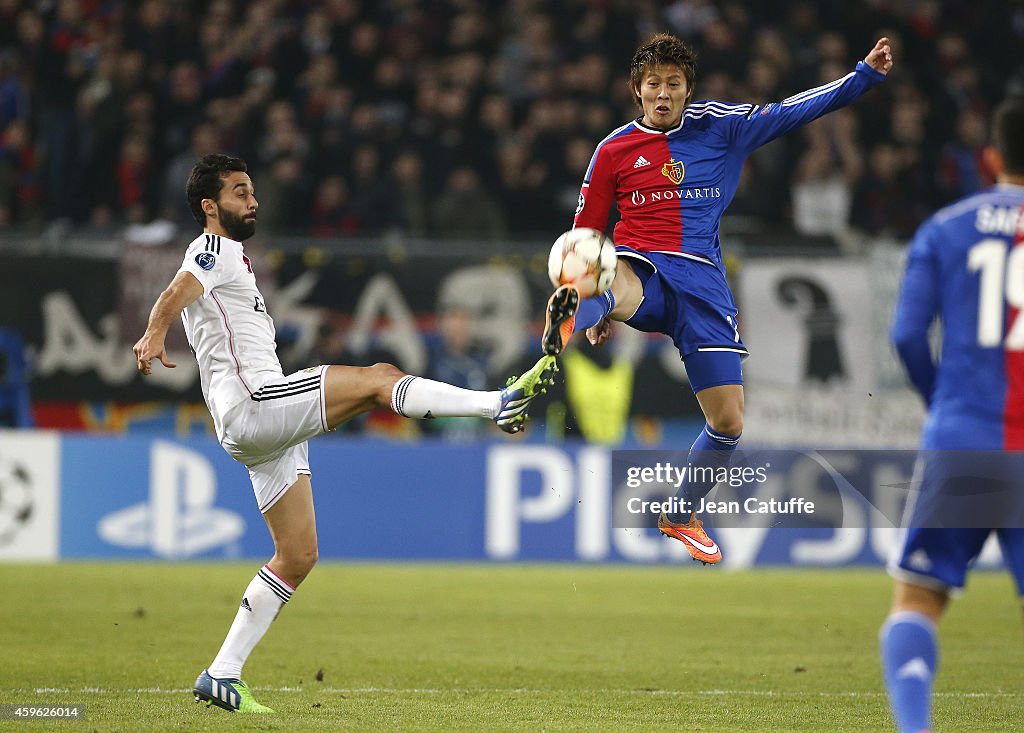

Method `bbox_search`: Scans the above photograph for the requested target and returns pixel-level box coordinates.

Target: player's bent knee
[275,546,318,584]
[709,413,743,437]
[276,538,318,571]
[367,362,406,405]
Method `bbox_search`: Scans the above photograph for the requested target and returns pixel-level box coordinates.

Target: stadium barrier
[0,430,1007,568]
[5,243,925,445]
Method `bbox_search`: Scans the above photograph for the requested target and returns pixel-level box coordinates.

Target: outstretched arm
[729,37,893,154]
[133,271,204,375]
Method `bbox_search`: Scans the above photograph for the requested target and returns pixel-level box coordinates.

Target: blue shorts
[890,452,1024,595]
[619,250,746,393]
[890,527,1024,595]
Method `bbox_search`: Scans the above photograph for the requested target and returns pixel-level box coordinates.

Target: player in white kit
[132,154,555,713]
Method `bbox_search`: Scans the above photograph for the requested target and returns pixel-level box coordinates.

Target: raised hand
[864,37,894,75]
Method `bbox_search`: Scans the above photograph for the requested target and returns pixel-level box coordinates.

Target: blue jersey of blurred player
[882,97,1024,733]
[540,33,892,563]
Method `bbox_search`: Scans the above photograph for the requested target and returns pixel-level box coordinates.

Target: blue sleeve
[890,222,940,405]
[728,62,885,154]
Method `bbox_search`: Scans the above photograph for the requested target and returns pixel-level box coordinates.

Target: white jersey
[177,233,283,437]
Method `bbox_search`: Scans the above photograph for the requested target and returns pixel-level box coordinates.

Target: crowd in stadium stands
[0,0,1022,243]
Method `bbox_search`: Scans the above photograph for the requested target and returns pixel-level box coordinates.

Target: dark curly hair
[185,154,248,226]
[629,33,698,110]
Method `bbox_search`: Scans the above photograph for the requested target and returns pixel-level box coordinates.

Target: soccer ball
[547,228,617,298]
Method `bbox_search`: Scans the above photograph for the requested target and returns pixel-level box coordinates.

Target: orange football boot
[542,284,580,356]
[658,511,722,565]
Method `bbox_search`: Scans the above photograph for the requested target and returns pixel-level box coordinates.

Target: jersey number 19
[968,239,1024,349]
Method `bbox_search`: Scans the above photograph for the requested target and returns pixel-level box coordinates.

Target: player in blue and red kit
[881,97,1024,733]
[540,33,893,563]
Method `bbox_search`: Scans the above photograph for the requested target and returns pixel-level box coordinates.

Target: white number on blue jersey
[968,239,1024,349]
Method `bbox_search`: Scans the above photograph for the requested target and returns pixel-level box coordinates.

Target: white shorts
[220,366,329,512]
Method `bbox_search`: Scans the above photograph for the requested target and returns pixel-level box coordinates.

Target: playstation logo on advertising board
[98,440,244,558]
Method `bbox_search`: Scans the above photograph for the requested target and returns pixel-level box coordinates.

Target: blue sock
[573,290,615,333]
[666,424,740,522]
[880,611,937,733]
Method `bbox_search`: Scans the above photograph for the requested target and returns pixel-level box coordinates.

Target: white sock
[390,375,501,419]
[207,565,294,680]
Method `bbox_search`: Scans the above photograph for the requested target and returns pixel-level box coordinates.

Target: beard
[217,205,256,241]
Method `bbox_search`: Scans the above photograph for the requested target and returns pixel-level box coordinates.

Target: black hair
[993,97,1024,175]
[185,154,248,226]
[629,33,698,109]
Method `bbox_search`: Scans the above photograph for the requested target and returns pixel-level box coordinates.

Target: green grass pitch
[0,563,1020,732]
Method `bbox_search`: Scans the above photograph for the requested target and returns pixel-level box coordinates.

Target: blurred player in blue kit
[540,33,892,563]
[882,97,1024,733]
[133,154,555,713]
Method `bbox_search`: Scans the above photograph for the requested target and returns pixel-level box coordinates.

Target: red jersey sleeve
[573,142,615,232]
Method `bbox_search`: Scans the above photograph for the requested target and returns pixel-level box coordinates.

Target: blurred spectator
[730,136,791,231]
[0,0,21,49]
[554,137,596,225]
[472,94,515,170]
[791,112,862,238]
[130,0,176,71]
[432,166,507,241]
[117,133,155,223]
[0,50,28,130]
[430,305,487,387]
[852,143,920,239]
[255,154,309,235]
[371,55,414,134]
[751,28,792,82]
[31,0,88,223]
[665,0,718,40]
[312,83,355,175]
[311,175,359,237]
[0,118,39,225]
[496,139,549,235]
[745,56,783,102]
[308,321,347,368]
[258,100,309,169]
[697,19,746,81]
[496,12,558,102]
[295,53,340,128]
[937,108,994,204]
[159,62,206,157]
[162,122,221,226]
[424,305,490,439]
[388,150,429,237]
[0,0,1019,243]
[348,144,391,233]
[204,97,250,163]
[786,0,825,74]
[341,23,381,90]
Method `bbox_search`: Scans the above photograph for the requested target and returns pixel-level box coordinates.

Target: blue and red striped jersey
[574,61,886,268]
[892,187,1024,449]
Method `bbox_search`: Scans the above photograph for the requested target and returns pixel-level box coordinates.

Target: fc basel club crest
[661,158,685,185]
